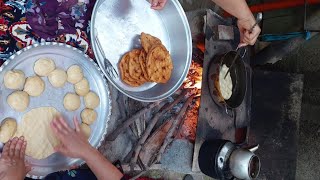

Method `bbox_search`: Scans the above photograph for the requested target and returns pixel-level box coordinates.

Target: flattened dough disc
[15,107,60,159]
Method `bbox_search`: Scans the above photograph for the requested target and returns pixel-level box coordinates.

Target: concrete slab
[160,139,194,174]
[257,34,320,180]
[250,71,304,180]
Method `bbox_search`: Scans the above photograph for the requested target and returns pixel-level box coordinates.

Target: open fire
[183,61,203,94]
[106,54,205,176]
[178,60,203,142]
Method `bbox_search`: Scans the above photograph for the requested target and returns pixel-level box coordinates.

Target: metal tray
[0,42,111,179]
[91,0,192,102]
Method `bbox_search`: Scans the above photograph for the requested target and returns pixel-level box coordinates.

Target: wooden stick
[149,95,195,166]
[129,89,189,170]
[124,148,134,163]
[176,96,199,137]
[130,95,195,180]
[106,101,161,141]
[175,109,189,139]
[139,116,175,166]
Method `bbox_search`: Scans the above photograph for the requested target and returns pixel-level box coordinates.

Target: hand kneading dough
[84,91,100,109]
[74,78,90,96]
[24,76,45,97]
[81,109,97,125]
[0,118,17,143]
[34,58,56,76]
[4,70,26,90]
[67,65,83,84]
[7,91,29,112]
[63,93,81,111]
[14,107,60,159]
[80,123,91,139]
[48,69,67,88]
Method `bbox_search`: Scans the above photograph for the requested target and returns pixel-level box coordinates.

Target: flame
[176,60,203,142]
[177,95,201,142]
[194,80,202,90]
[183,61,203,96]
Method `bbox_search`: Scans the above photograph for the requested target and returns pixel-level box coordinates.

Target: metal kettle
[198,139,260,180]
[229,145,260,180]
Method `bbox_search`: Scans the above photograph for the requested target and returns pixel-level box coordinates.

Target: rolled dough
[219,64,233,100]
[15,107,60,159]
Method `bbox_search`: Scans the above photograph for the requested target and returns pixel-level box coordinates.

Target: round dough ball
[4,70,26,90]
[34,58,56,76]
[0,118,17,143]
[7,91,29,112]
[48,69,67,88]
[74,78,90,96]
[84,91,100,109]
[63,93,81,111]
[80,123,91,139]
[67,65,84,84]
[24,76,45,97]
[81,109,97,125]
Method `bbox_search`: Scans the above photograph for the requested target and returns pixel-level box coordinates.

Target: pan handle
[239,48,247,59]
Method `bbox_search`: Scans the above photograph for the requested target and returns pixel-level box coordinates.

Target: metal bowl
[0,43,111,179]
[90,0,192,102]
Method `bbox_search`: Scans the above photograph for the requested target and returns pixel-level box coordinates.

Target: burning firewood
[149,95,195,165]
[139,117,174,165]
[107,59,203,177]
[176,97,201,142]
[106,101,163,141]
[129,89,189,171]
[129,95,195,180]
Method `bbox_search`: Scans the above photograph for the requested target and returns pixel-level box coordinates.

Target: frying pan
[208,50,247,115]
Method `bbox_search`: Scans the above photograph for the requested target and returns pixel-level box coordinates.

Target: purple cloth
[26,0,95,39]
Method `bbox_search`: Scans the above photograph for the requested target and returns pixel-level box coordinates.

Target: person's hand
[0,137,31,180]
[50,116,92,159]
[237,16,261,47]
[149,0,167,10]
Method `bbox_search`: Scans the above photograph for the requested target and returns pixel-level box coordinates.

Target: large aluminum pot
[90,0,192,102]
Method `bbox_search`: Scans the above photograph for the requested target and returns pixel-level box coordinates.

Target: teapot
[198,139,260,180]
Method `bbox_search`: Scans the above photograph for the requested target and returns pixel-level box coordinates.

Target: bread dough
[81,109,97,125]
[80,123,91,139]
[74,78,90,96]
[0,118,17,143]
[67,65,83,84]
[24,76,45,97]
[219,65,233,100]
[4,70,26,90]
[7,91,29,112]
[63,93,81,111]
[34,58,56,76]
[84,91,100,109]
[14,107,60,159]
[48,69,67,88]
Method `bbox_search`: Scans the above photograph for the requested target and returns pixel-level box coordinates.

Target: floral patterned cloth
[1,1,159,179]
[1,0,97,179]
[0,0,95,66]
